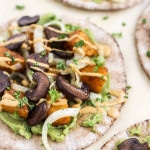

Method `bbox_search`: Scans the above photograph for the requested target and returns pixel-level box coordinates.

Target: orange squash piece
[64,30,98,57]
[47,101,71,126]
[80,65,108,93]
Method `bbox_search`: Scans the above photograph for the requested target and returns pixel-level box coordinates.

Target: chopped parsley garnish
[74,40,84,48]
[102,16,109,20]
[6,86,10,90]
[15,5,25,10]
[48,89,61,103]
[73,58,78,65]
[33,62,39,67]
[122,22,126,26]
[93,55,105,72]
[40,51,46,58]
[29,71,34,76]
[142,18,147,24]
[4,52,15,63]
[146,50,150,57]
[57,33,67,39]
[56,61,66,70]
[13,91,34,110]
[112,32,122,38]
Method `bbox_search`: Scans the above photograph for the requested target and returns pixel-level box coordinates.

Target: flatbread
[135,3,150,79]
[101,119,150,149]
[0,14,126,150]
[56,0,142,10]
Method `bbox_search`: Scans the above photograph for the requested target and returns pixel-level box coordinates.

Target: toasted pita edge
[101,119,150,150]
[0,15,126,150]
[56,0,142,10]
[135,3,150,79]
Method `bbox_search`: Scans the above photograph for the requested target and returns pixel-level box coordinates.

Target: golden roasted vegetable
[1,105,29,119]
[47,99,71,126]
[80,65,108,93]
[0,46,25,72]
[64,30,98,57]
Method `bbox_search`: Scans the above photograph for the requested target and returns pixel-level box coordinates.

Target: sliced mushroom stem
[25,72,50,101]
[56,75,90,100]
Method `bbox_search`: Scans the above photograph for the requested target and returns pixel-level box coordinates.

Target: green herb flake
[33,62,39,67]
[74,40,84,48]
[146,50,150,57]
[48,89,61,103]
[6,86,10,90]
[4,52,15,63]
[58,33,67,39]
[122,22,126,26]
[102,16,109,20]
[73,58,78,65]
[56,61,66,70]
[29,71,34,76]
[112,32,122,38]
[15,5,25,10]
[142,18,147,24]
[40,51,46,58]
[93,55,105,72]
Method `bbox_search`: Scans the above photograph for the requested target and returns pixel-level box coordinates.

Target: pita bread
[56,0,142,10]
[101,119,150,149]
[0,14,126,150]
[135,3,150,79]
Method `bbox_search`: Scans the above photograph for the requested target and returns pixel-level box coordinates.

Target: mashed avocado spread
[0,112,77,142]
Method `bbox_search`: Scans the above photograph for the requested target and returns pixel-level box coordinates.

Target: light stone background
[0,0,150,149]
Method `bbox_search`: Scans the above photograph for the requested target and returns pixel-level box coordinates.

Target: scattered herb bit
[15,5,25,10]
[106,92,112,99]
[142,18,147,24]
[13,91,21,99]
[115,139,125,150]
[33,62,39,67]
[123,95,128,99]
[57,33,67,39]
[65,24,80,33]
[126,85,131,90]
[4,52,15,63]
[56,61,66,70]
[112,32,122,38]
[146,50,150,57]
[48,89,61,103]
[30,71,34,76]
[13,111,19,119]
[74,40,84,48]
[73,58,78,65]
[92,0,103,3]
[93,55,105,72]
[122,22,126,26]
[40,51,46,58]
[6,86,10,90]
[102,16,109,20]
[142,135,150,144]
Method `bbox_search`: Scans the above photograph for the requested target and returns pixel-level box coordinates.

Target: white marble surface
[0,0,150,149]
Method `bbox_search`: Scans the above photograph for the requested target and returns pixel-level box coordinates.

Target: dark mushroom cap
[27,52,49,71]
[18,15,39,26]
[27,101,47,126]
[0,70,10,94]
[5,33,26,51]
[44,27,67,50]
[52,49,74,59]
[56,75,90,100]
[118,138,149,150]
[25,72,50,101]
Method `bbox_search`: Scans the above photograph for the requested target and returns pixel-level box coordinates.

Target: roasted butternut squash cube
[64,30,98,57]
[0,46,25,72]
[47,100,71,126]
[80,65,108,93]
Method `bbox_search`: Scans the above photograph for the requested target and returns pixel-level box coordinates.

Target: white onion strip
[11,83,30,93]
[42,108,80,150]
[44,20,66,32]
